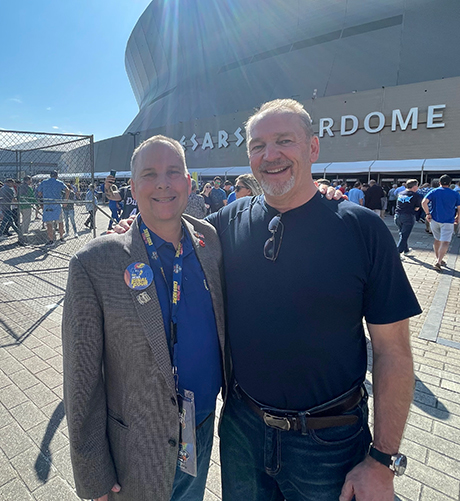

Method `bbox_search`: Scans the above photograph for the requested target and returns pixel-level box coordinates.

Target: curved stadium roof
[124,0,460,134]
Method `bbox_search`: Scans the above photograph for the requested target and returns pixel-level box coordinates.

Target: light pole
[127,131,140,150]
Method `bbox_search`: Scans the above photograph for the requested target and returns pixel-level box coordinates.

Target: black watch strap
[368,445,393,467]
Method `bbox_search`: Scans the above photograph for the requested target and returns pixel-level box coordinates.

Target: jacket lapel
[122,218,175,394]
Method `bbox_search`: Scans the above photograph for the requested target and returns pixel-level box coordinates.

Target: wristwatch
[368,445,407,476]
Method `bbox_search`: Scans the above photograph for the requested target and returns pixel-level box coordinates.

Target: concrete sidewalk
[0,215,459,500]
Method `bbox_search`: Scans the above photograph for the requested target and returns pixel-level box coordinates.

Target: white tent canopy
[30,158,460,181]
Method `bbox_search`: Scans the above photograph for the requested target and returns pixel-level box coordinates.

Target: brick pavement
[0,214,459,500]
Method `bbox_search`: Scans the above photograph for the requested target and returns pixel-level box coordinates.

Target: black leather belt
[238,386,364,431]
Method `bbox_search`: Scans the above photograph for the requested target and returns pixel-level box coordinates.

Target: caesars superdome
[96,0,460,176]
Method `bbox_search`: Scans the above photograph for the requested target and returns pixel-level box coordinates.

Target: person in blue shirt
[348,181,365,205]
[422,174,460,271]
[209,176,227,213]
[37,171,69,245]
[62,136,226,501]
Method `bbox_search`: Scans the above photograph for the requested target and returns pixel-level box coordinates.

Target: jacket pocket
[107,409,129,430]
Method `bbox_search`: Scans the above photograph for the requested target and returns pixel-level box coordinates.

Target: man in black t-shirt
[364,179,385,217]
[207,99,420,501]
[394,179,422,257]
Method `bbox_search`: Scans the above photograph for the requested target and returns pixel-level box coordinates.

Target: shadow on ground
[34,401,66,483]
[413,376,449,418]
[0,296,64,348]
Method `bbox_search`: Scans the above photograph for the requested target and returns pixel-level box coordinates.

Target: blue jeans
[64,209,77,234]
[170,411,215,501]
[220,386,371,501]
[394,213,415,253]
[0,209,24,242]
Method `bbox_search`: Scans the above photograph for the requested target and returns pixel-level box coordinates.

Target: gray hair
[245,98,314,149]
[130,135,187,180]
[235,174,263,196]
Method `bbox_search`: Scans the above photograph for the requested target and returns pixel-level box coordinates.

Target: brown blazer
[62,215,227,500]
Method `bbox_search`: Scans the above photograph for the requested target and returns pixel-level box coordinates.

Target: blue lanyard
[140,219,184,382]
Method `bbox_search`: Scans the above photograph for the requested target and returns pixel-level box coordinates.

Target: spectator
[223,180,233,197]
[422,174,460,271]
[0,179,25,246]
[104,176,138,219]
[17,176,37,235]
[394,182,406,197]
[387,184,398,215]
[234,174,262,199]
[63,183,78,238]
[364,179,385,218]
[37,171,69,246]
[348,181,365,205]
[184,179,207,218]
[394,179,421,258]
[209,176,227,213]
[84,184,98,230]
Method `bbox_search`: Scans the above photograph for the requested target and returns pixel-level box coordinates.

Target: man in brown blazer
[62,136,228,500]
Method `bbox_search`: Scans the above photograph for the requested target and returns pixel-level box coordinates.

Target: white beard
[259,174,295,197]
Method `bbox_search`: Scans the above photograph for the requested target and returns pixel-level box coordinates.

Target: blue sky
[0,0,151,142]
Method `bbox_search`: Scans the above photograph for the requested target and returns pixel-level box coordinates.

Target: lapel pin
[124,262,154,290]
[137,292,151,305]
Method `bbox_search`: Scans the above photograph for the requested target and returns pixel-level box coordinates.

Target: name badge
[177,389,197,477]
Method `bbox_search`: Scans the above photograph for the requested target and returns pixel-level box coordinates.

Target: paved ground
[0,212,459,500]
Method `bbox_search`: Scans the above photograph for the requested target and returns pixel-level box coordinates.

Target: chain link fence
[0,131,94,308]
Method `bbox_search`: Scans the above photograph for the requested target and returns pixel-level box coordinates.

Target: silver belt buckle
[263,413,291,431]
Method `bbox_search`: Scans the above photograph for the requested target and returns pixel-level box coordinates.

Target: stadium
[93,0,460,185]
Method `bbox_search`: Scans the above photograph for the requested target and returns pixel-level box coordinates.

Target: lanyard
[139,219,184,384]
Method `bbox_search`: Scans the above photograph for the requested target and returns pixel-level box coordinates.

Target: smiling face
[247,111,319,208]
[130,141,191,229]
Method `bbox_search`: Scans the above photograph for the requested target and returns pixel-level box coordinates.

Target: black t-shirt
[395,190,422,216]
[207,193,421,410]
[118,187,138,219]
[364,184,385,210]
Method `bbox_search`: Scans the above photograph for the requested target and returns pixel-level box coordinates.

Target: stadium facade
[94,0,460,182]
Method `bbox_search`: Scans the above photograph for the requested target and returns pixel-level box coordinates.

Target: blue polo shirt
[425,187,460,224]
[142,225,222,425]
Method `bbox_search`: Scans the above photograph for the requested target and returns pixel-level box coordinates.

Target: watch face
[393,454,407,476]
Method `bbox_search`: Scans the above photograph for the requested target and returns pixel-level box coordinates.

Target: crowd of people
[309,176,460,271]
[0,172,103,247]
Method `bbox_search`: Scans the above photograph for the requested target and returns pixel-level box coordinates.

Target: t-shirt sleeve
[205,211,219,230]
[425,190,434,202]
[362,215,422,324]
[456,193,460,207]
